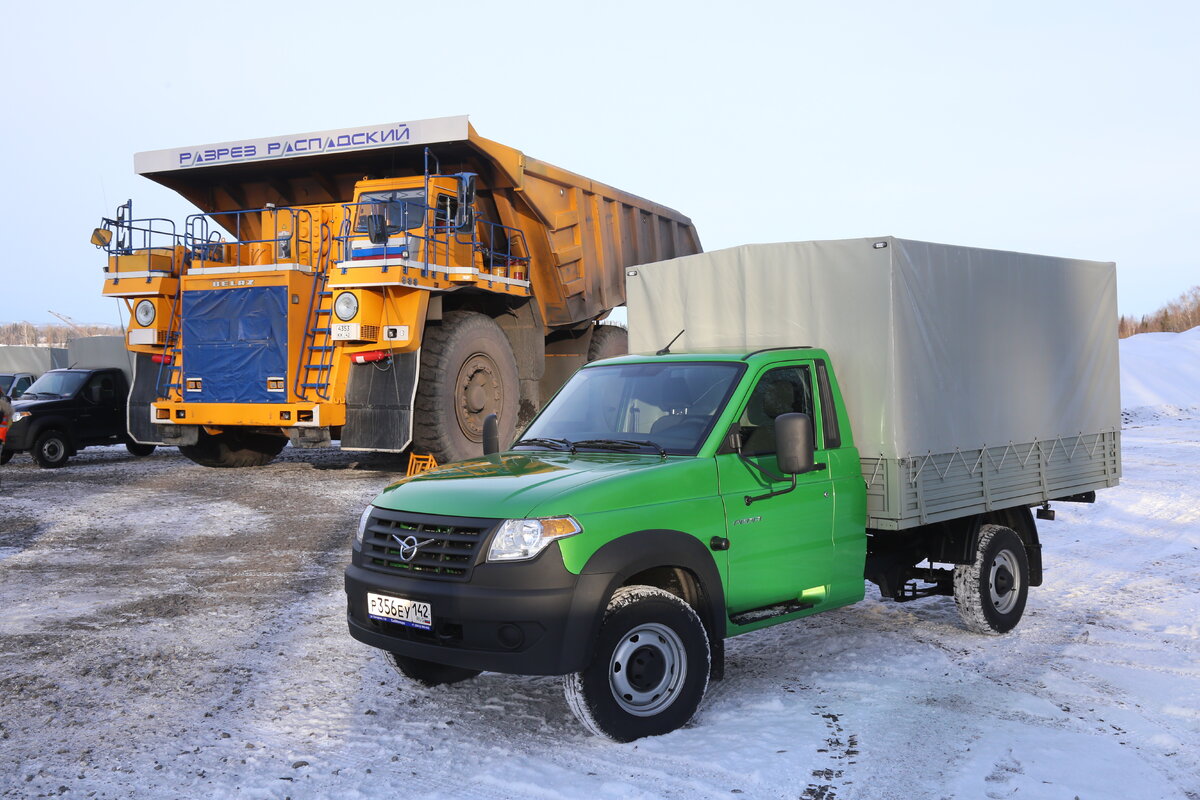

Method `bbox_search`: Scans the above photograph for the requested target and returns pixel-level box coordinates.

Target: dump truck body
[97,117,700,465]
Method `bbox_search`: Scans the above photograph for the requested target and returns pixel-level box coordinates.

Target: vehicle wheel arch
[25,417,78,454]
[959,507,1042,587]
[576,529,727,679]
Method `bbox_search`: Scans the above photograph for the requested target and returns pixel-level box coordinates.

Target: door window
[737,365,814,456]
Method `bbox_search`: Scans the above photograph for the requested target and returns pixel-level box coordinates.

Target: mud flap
[127,353,167,446]
[340,351,419,452]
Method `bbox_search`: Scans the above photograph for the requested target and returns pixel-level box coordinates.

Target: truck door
[77,371,125,444]
[716,363,836,615]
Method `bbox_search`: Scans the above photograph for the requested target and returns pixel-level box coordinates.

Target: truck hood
[11,396,74,413]
[372,452,709,520]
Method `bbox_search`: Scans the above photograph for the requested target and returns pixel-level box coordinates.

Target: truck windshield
[0,375,13,394]
[354,189,427,235]
[516,361,743,456]
[24,371,88,398]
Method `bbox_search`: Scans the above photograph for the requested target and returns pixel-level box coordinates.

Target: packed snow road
[0,415,1197,799]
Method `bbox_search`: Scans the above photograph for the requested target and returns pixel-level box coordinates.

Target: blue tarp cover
[182,286,288,403]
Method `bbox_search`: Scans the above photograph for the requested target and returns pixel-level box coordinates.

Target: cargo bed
[626,237,1122,529]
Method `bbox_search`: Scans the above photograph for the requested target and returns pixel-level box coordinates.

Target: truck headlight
[334,291,359,321]
[487,516,582,563]
[355,506,374,544]
[134,299,156,326]
[11,411,31,423]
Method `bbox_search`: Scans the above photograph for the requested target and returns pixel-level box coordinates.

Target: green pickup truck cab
[345,238,1121,741]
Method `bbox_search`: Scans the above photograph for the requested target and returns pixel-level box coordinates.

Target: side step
[729,599,815,627]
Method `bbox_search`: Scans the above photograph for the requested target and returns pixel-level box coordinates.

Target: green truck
[344,238,1121,741]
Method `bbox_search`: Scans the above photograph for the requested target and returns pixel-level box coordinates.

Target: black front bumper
[345,548,612,676]
[4,420,34,451]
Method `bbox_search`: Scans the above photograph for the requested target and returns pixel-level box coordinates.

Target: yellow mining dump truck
[95,117,700,467]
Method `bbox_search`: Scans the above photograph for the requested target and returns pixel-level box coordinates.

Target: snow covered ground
[0,330,1197,799]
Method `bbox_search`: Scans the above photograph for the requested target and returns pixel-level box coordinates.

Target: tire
[386,653,481,687]
[563,585,710,742]
[588,325,629,362]
[125,441,157,458]
[32,429,71,469]
[413,311,519,464]
[178,428,286,468]
[954,525,1030,634]
[0,448,12,465]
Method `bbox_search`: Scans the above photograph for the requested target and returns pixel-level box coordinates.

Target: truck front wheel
[386,653,481,687]
[178,429,286,468]
[414,312,519,464]
[125,441,156,458]
[563,585,710,742]
[32,429,71,468]
[953,525,1030,634]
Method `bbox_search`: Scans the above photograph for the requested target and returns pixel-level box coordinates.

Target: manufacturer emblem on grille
[390,534,435,562]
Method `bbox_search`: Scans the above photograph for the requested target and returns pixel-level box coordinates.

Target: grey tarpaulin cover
[626,237,1120,460]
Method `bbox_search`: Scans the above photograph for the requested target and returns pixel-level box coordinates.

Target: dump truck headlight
[334,292,359,321]
[487,516,582,562]
[134,300,156,327]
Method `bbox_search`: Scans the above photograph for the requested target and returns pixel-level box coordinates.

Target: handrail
[183,207,320,270]
[335,195,530,281]
[98,213,183,278]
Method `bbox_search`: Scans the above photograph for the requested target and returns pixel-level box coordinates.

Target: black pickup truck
[2,368,156,468]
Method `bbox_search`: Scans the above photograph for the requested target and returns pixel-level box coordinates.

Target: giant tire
[125,441,157,458]
[587,325,628,362]
[953,524,1030,634]
[32,429,71,469]
[563,585,710,742]
[178,428,287,468]
[413,311,519,464]
[386,653,481,687]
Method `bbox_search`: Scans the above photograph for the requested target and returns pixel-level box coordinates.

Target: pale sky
[1,0,1194,325]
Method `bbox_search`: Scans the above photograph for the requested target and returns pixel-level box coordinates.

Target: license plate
[331,323,361,341]
[367,592,432,630]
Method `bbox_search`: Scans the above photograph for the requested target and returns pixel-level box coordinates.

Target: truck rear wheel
[386,653,481,687]
[563,585,710,742]
[953,525,1029,634]
[413,312,518,464]
[178,429,286,468]
[32,429,71,468]
[588,325,628,362]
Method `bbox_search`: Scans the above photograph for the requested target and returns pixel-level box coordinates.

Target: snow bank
[1120,326,1200,417]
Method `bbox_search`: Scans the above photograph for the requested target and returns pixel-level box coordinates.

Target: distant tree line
[0,322,122,348]
[1119,285,1200,339]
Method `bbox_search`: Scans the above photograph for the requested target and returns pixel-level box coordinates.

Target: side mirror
[456,173,476,230]
[775,413,815,474]
[364,212,388,245]
[91,228,113,248]
[482,413,500,456]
